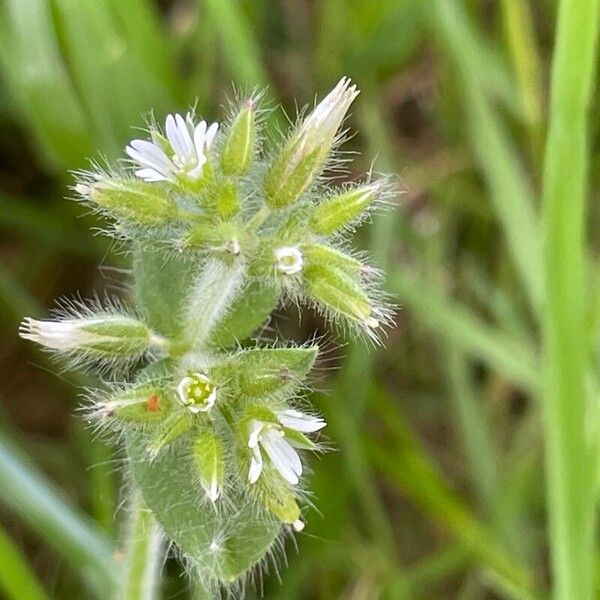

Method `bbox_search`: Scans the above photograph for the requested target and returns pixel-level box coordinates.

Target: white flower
[275,246,303,275]
[247,409,326,485]
[126,113,219,183]
[177,373,217,413]
[295,76,359,158]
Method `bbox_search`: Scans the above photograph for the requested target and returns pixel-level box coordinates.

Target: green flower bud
[264,77,359,209]
[147,413,193,459]
[100,381,173,424]
[192,431,225,502]
[221,99,257,176]
[309,183,379,235]
[302,243,363,276]
[183,221,242,256]
[19,314,159,360]
[304,264,379,329]
[80,178,178,226]
[213,179,241,218]
[217,346,318,397]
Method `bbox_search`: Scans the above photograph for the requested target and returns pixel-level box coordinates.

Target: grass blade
[541,1,600,598]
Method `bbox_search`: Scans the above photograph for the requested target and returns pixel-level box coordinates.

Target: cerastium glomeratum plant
[20,77,394,593]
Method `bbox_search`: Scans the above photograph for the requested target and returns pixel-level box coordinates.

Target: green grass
[0,0,599,598]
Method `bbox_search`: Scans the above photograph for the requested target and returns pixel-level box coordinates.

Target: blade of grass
[541,1,600,598]
[0,435,119,595]
[202,0,268,87]
[0,523,50,600]
[426,1,543,313]
[391,268,539,394]
[0,0,92,169]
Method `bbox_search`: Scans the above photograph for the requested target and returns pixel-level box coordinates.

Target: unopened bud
[193,431,225,502]
[304,264,377,329]
[147,414,192,459]
[309,183,379,235]
[302,243,362,276]
[84,178,178,226]
[183,221,242,255]
[19,314,154,359]
[99,382,173,424]
[221,99,257,176]
[264,77,359,209]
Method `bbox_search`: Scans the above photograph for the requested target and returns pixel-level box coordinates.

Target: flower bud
[309,183,379,235]
[218,346,318,398]
[193,431,225,502]
[82,178,178,226]
[264,77,359,209]
[221,99,257,176]
[302,243,363,276]
[304,264,379,330]
[147,414,193,459]
[213,179,241,218]
[182,221,242,255]
[98,381,173,424]
[19,314,155,360]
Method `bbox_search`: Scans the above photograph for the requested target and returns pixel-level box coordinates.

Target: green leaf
[127,433,281,583]
[209,282,280,347]
[133,246,196,338]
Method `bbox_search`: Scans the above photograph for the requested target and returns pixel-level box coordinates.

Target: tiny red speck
[146,394,161,412]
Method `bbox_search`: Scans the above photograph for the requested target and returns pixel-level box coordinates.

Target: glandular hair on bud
[87,178,178,226]
[302,243,363,276]
[304,264,375,327]
[221,100,256,176]
[19,314,153,358]
[309,184,379,235]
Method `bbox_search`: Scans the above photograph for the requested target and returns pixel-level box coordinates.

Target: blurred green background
[0,0,598,598]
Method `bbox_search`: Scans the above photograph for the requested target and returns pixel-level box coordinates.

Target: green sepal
[90,178,178,226]
[127,432,281,582]
[264,136,323,209]
[213,179,241,218]
[221,100,256,176]
[193,430,225,501]
[146,413,193,459]
[110,381,174,425]
[283,427,317,450]
[218,346,318,398]
[302,243,363,276]
[183,220,242,254]
[309,185,379,234]
[304,264,373,324]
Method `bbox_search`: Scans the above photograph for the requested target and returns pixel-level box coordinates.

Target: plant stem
[118,489,164,600]
[541,1,600,598]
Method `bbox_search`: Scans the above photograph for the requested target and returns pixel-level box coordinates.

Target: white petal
[205,122,219,148]
[248,446,263,483]
[247,420,264,448]
[175,113,195,158]
[277,409,326,433]
[134,168,169,182]
[126,140,173,176]
[177,376,193,405]
[262,429,301,484]
[165,114,190,160]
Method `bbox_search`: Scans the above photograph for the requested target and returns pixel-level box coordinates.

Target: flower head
[177,373,217,413]
[126,113,219,183]
[247,409,326,485]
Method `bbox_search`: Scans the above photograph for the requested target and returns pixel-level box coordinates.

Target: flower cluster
[20,77,393,587]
